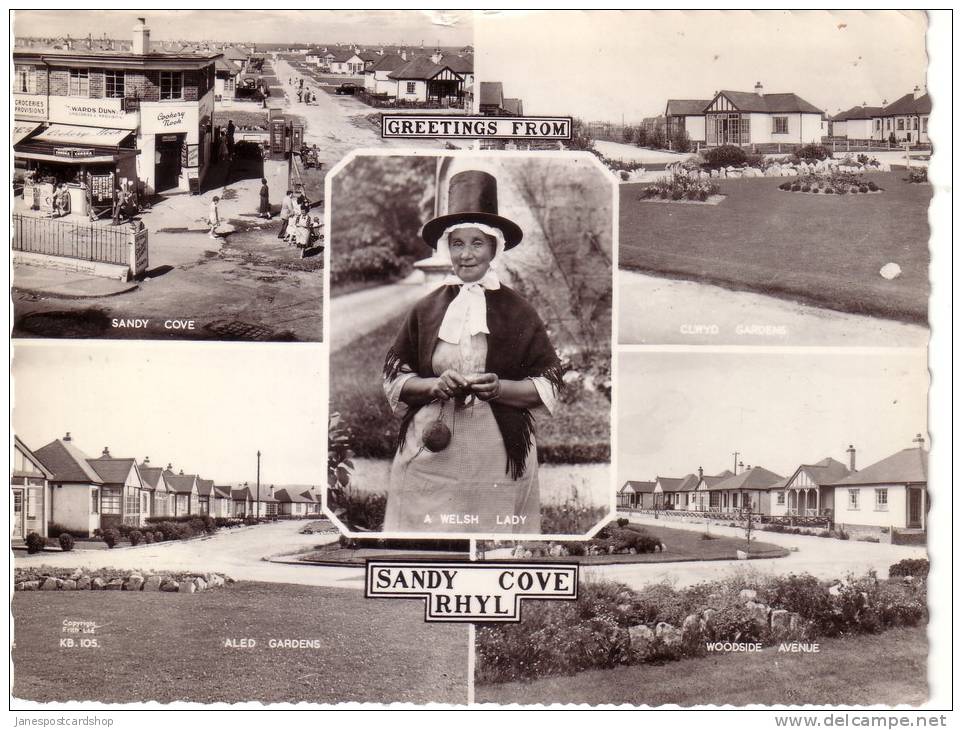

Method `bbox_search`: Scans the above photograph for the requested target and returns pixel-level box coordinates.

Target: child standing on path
[208,196,221,239]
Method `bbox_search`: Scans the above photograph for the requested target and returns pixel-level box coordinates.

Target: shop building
[13,18,220,199]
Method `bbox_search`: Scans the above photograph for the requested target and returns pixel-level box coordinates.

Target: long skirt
[384,397,541,534]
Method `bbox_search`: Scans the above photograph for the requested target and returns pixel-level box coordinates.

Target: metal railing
[13,213,128,266]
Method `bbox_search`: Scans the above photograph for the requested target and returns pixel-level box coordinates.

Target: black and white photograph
[474,348,930,706]
[477,10,932,346]
[11,10,473,342]
[326,151,613,538]
[9,341,469,704]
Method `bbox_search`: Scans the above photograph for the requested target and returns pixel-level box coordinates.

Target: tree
[671,127,692,153]
[636,126,649,148]
[622,125,635,144]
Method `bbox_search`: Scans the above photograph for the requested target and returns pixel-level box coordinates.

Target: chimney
[101,447,111,457]
[846,445,856,472]
[179,469,184,475]
[166,463,173,471]
[697,466,704,480]
[754,81,763,96]
[63,432,72,442]
[882,99,888,106]
[132,17,150,55]
[144,456,150,466]
[401,48,407,61]
[913,433,925,449]
[913,85,923,100]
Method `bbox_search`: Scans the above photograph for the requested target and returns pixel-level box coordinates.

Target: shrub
[907,167,928,183]
[143,531,154,544]
[244,516,259,526]
[565,541,586,557]
[794,144,831,161]
[129,530,143,546]
[801,184,811,192]
[331,245,405,287]
[58,533,75,552]
[102,528,120,549]
[25,532,47,554]
[744,153,765,169]
[154,530,165,543]
[824,188,835,194]
[704,144,747,168]
[889,558,929,578]
[779,182,791,191]
[619,170,630,181]
[859,185,869,193]
[706,603,764,643]
[616,517,629,528]
[858,535,880,543]
[791,184,801,192]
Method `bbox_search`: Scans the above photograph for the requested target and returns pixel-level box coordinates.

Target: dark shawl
[384,284,565,480]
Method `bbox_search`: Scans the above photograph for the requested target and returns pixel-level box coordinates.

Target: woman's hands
[400,370,542,409]
[467,373,501,401]
[431,369,471,401]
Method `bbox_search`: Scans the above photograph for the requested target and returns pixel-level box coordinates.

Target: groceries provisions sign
[365,560,578,622]
[381,115,572,140]
[14,94,48,121]
[49,97,138,129]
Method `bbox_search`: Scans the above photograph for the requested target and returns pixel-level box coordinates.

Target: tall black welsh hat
[421,170,523,250]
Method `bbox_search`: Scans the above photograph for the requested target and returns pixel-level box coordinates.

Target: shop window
[406,82,416,94]
[69,68,90,97]
[102,487,121,515]
[160,71,184,100]
[14,65,34,94]
[91,488,99,514]
[773,116,788,135]
[104,70,126,98]
[875,489,888,511]
[848,489,859,510]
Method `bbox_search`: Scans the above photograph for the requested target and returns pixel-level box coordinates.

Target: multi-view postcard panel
[9,9,943,713]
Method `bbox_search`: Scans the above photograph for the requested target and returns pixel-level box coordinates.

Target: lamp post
[256,450,261,520]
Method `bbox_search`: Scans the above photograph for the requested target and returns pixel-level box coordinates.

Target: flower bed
[639,174,720,203]
[778,171,882,196]
[14,566,233,594]
[476,567,927,685]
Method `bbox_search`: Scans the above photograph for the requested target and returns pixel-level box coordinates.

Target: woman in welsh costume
[382,170,564,534]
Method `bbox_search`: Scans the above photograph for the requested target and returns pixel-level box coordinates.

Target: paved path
[618,270,929,346]
[583,513,927,590]
[15,522,364,589]
[330,281,428,351]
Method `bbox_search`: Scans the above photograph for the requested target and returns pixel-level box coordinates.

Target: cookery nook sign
[365,560,578,622]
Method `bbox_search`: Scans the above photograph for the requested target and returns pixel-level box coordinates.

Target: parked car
[335,83,357,96]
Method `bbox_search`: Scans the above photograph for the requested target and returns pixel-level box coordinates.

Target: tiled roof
[231,487,252,501]
[444,55,473,74]
[274,488,315,503]
[369,54,406,73]
[881,92,931,116]
[828,448,927,486]
[479,81,503,107]
[834,104,883,121]
[329,49,359,63]
[139,466,165,491]
[708,466,784,492]
[502,98,524,116]
[715,90,823,115]
[667,99,711,116]
[35,439,104,484]
[389,57,454,81]
[621,480,655,494]
[165,473,197,494]
[213,486,233,499]
[87,457,139,486]
[195,478,215,497]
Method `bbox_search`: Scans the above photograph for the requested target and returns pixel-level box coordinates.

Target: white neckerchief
[435,223,507,345]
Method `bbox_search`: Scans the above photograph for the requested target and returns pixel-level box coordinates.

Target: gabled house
[231,486,254,517]
[35,433,104,536]
[388,57,465,105]
[196,478,216,515]
[12,436,53,540]
[769,453,852,519]
[479,81,504,115]
[212,485,233,518]
[138,457,172,519]
[618,480,655,509]
[693,469,736,511]
[329,49,364,75]
[665,99,711,143]
[652,473,699,509]
[832,103,883,140]
[165,470,199,517]
[87,448,148,528]
[827,439,928,533]
[274,487,315,517]
[871,88,930,144]
[214,56,241,101]
[706,466,783,514]
[703,83,823,146]
[364,54,406,96]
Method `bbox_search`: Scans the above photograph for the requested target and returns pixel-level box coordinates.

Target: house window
[102,487,122,514]
[773,116,788,135]
[848,489,859,510]
[912,117,918,130]
[875,489,888,511]
[875,119,881,131]
[91,488,99,514]
[26,489,37,519]
[776,492,786,506]
[897,118,905,131]
[176,494,188,514]
[886,119,892,130]
[125,489,139,515]
[104,70,126,98]
[160,71,183,100]
[406,81,416,94]
[200,498,210,515]
[69,68,90,96]
[922,117,928,132]
[141,493,148,513]
[14,65,35,94]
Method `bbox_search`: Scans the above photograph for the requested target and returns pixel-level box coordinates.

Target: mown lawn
[620,172,930,324]
[12,581,468,704]
[330,314,610,463]
[476,625,928,706]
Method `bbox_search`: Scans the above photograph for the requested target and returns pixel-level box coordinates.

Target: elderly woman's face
[448,226,497,283]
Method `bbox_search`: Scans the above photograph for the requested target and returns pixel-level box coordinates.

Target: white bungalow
[768,454,851,519]
[364,54,407,96]
[618,480,655,509]
[871,88,930,144]
[138,457,172,518]
[703,83,824,146]
[832,104,883,140]
[665,99,710,144]
[706,466,783,514]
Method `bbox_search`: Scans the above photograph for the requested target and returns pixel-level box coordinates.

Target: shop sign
[14,94,48,121]
[54,147,96,158]
[49,96,138,129]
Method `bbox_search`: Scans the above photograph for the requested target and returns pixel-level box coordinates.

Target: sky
[12,9,472,47]
[12,342,325,486]
[477,10,929,122]
[617,349,928,486]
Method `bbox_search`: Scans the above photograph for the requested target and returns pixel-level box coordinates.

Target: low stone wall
[14,567,232,594]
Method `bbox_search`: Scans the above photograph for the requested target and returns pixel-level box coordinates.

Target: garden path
[330,282,427,351]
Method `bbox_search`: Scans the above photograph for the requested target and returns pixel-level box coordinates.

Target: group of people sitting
[278,189,321,248]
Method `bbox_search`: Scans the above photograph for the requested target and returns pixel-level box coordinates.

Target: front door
[12,489,24,539]
[155,134,184,192]
[908,489,923,528]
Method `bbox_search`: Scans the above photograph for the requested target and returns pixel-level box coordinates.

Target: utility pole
[732,451,740,475]
[256,450,261,520]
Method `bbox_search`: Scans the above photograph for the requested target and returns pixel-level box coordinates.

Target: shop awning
[13,122,42,146]
[33,124,134,147]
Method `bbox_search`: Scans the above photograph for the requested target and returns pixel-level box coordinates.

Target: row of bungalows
[663,82,826,147]
[619,440,929,537]
[13,433,323,540]
[830,87,931,144]
[362,50,474,107]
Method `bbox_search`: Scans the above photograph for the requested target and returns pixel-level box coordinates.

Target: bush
[704,145,747,168]
[744,153,765,169]
[794,144,831,161]
[791,184,801,192]
[25,532,47,554]
[616,517,629,528]
[58,533,75,552]
[907,167,928,183]
[889,558,929,578]
[801,184,811,192]
[154,530,165,543]
[129,530,143,546]
[331,245,405,287]
[143,531,154,544]
[48,523,87,539]
[102,528,120,549]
